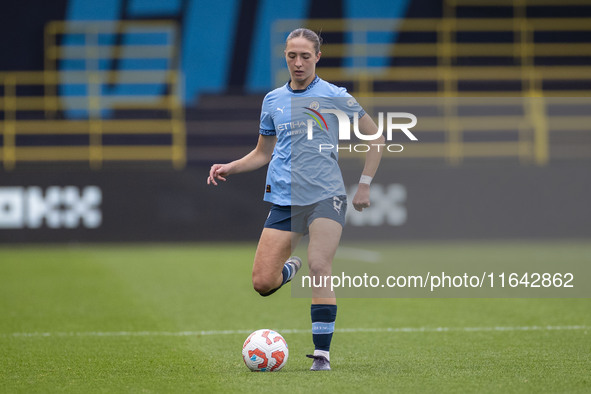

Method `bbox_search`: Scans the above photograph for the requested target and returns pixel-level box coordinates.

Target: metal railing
[272,5,591,165]
[0,20,185,170]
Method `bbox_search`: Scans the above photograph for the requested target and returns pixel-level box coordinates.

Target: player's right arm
[207,134,276,186]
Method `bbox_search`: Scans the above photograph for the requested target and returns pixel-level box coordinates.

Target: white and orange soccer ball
[242,329,289,372]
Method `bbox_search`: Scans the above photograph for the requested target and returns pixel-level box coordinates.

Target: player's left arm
[352,113,385,212]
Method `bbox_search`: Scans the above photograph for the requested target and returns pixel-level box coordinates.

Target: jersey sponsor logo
[276,106,285,113]
[276,120,307,133]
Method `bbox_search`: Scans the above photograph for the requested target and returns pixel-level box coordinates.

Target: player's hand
[207,163,231,186]
[352,183,371,211]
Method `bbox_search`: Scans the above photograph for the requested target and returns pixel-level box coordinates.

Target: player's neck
[289,74,316,91]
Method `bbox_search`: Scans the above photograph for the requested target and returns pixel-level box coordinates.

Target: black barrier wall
[0,163,589,243]
[340,161,591,241]
[0,168,269,243]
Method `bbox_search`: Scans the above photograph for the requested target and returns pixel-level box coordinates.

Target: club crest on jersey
[309,101,320,110]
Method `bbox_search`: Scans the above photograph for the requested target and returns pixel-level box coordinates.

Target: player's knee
[252,275,276,296]
[308,259,331,277]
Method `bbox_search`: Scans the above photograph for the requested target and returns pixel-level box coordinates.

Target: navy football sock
[260,263,292,297]
[281,263,292,286]
[311,304,337,351]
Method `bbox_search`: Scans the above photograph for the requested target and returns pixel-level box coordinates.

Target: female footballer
[207,28,384,371]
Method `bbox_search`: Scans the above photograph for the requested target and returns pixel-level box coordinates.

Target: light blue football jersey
[259,76,365,206]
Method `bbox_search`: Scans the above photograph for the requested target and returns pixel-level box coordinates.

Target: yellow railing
[273,10,591,165]
[274,17,591,97]
[0,20,184,170]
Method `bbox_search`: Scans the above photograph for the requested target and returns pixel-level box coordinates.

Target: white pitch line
[2,325,589,338]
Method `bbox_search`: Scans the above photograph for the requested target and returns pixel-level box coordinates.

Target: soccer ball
[242,329,289,372]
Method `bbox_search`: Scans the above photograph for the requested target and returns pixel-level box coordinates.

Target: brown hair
[286,28,323,55]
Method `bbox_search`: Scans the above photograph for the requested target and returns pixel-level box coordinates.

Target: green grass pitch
[1,242,590,393]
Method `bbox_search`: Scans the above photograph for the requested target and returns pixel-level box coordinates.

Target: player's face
[285,37,321,89]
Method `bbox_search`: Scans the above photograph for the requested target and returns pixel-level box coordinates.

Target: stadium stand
[1,0,590,169]
[0,20,185,170]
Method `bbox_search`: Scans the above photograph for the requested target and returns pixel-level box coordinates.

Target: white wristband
[359,175,373,185]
